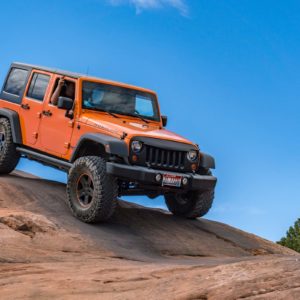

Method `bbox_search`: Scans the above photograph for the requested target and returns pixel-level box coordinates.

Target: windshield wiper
[127,113,150,124]
[106,111,119,118]
[97,109,119,118]
[96,109,149,123]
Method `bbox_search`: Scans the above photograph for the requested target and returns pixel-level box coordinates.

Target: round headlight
[131,141,143,153]
[187,150,198,162]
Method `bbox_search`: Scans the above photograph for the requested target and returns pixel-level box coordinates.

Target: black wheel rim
[76,173,94,208]
[0,130,6,154]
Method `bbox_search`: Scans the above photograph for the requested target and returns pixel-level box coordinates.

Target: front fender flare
[70,133,129,162]
[199,152,215,169]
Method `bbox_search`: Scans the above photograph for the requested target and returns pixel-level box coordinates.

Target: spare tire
[0,118,20,174]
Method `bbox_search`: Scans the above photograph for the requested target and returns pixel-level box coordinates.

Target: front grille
[145,145,186,170]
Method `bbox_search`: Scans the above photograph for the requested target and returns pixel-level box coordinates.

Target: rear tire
[66,156,118,223]
[0,118,20,174]
[165,189,214,219]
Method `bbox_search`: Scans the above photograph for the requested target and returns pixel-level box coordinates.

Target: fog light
[155,174,162,182]
[182,178,188,185]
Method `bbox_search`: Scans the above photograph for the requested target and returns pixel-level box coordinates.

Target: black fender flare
[0,108,22,144]
[199,152,215,169]
[70,133,129,163]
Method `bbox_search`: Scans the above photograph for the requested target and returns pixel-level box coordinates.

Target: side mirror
[57,97,73,111]
[161,115,168,127]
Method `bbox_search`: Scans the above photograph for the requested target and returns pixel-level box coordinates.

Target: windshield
[82,81,160,122]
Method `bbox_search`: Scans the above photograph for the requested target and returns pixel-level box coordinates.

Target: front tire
[0,118,20,174]
[66,156,118,223]
[165,189,214,219]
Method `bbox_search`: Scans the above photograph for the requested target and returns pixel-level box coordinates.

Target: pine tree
[278,218,300,252]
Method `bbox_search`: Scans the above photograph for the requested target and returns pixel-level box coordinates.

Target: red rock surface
[0,171,299,299]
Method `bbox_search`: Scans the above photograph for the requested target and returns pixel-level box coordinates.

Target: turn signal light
[182,178,188,185]
[155,174,162,182]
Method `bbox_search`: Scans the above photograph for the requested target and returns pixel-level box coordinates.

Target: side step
[16,147,72,172]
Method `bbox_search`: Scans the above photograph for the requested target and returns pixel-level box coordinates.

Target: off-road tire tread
[0,118,20,174]
[165,189,214,219]
[66,156,118,223]
[186,190,214,219]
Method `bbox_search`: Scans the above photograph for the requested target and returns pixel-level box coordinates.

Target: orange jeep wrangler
[0,63,217,223]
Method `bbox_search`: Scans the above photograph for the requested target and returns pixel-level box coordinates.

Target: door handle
[42,110,52,117]
[21,103,30,110]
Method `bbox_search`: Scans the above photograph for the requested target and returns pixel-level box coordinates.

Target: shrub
[278,218,300,253]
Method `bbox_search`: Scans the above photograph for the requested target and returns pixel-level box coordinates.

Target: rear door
[19,70,52,145]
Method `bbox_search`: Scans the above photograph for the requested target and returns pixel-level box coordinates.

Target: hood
[81,112,196,146]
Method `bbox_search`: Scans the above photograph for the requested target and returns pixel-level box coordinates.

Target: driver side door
[38,75,77,156]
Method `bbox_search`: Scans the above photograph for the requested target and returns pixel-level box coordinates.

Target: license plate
[162,174,182,187]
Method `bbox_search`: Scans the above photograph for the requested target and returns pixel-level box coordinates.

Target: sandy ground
[0,171,299,299]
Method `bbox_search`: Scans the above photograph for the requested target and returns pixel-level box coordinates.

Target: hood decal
[84,114,194,146]
[87,119,122,138]
[129,122,149,129]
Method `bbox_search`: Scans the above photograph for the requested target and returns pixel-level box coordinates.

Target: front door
[19,70,52,145]
[38,75,76,156]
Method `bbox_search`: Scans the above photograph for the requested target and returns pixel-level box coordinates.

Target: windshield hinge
[121,132,128,140]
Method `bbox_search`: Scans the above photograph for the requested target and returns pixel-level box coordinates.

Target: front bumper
[106,162,217,191]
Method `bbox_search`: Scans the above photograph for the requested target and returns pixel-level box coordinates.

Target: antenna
[86,66,90,76]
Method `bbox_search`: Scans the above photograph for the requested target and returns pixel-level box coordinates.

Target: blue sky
[1,0,300,241]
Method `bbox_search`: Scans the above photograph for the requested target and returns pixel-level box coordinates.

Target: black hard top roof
[12,62,85,79]
[11,62,156,94]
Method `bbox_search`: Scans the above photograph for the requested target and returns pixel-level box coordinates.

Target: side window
[27,73,50,101]
[50,78,75,105]
[3,68,29,96]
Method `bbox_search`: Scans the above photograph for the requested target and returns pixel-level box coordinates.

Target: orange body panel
[0,65,196,161]
[19,70,54,146]
[38,74,77,156]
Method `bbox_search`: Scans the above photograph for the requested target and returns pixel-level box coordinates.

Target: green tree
[278,218,300,252]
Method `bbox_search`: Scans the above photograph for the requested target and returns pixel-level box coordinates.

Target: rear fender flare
[0,108,22,144]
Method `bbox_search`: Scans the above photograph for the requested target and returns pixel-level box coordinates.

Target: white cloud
[109,0,188,16]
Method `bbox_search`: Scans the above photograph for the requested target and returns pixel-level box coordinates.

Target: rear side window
[3,68,29,96]
[27,73,50,101]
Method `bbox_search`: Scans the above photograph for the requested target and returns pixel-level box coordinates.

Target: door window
[27,73,50,101]
[3,68,29,96]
